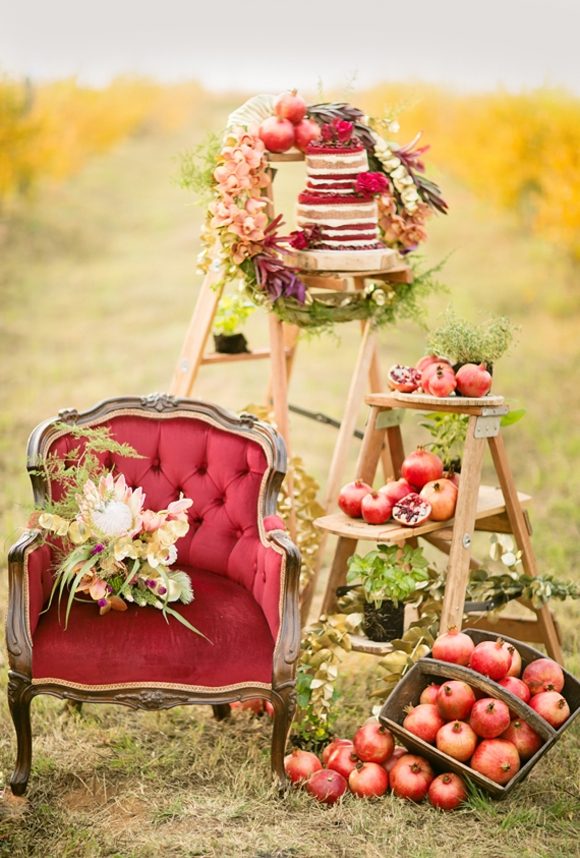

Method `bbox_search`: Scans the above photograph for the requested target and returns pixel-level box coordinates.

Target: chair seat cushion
[31,566,275,689]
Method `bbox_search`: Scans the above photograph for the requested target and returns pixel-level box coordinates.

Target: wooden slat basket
[378,629,580,799]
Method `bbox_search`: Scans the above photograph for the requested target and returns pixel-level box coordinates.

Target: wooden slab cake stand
[169,150,411,580]
[313,392,563,663]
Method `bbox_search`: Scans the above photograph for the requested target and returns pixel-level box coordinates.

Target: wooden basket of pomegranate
[378,628,580,799]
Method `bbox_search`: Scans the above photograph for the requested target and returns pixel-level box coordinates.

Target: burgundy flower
[254,253,306,304]
[321,123,334,143]
[335,119,354,143]
[355,171,389,197]
[319,119,356,147]
[288,225,322,250]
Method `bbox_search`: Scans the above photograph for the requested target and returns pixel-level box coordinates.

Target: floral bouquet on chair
[33,424,206,637]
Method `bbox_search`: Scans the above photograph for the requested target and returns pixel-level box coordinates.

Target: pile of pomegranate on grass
[339,447,457,528]
[388,355,493,399]
[395,630,571,788]
[285,719,468,811]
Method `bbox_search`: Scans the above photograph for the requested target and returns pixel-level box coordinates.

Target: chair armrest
[255,526,301,686]
[6,530,53,675]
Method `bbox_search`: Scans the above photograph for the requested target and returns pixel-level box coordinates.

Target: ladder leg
[488,434,563,663]
[300,329,380,623]
[367,343,393,482]
[169,270,224,397]
[321,321,378,514]
[440,416,486,632]
[320,537,359,615]
[314,405,388,619]
[269,314,297,540]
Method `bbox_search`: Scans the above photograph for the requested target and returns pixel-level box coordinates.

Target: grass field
[0,105,579,857]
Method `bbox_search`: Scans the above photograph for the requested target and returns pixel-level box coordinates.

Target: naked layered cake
[296,130,384,252]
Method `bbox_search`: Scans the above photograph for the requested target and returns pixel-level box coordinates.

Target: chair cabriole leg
[8,673,34,796]
[270,686,296,785]
[211,703,231,721]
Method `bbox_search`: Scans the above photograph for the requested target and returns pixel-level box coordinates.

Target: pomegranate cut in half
[392,493,431,527]
[387,364,422,393]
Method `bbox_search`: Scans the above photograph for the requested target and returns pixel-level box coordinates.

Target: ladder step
[201,348,290,365]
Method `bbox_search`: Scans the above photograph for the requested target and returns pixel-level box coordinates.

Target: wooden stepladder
[168,151,410,567]
[314,392,563,663]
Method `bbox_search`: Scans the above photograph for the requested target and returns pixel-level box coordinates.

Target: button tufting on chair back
[48,415,279,614]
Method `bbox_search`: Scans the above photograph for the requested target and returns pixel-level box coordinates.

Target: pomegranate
[436,681,476,721]
[469,698,511,738]
[416,355,452,373]
[528,690,570,728]
[422,364,457,397]
[522,658,565,695]
[419,479,458,521]
[507,646,522,677]
[419,683,441,705]
[455,363,492,397]
[258,116,295,153]
[469,638,512,680]
[348,761,389,798]
[500,719,543,761]
[401,448,444,489]
[379,478,415,505]
[274,89,307,124]
[284,749,322,783]
[353,722,394,764]
[327,745,359,779]
[432,627,474,666]
[428,772,467,811]
[470,739,520,785]
[392,493,432,527]
[444,469,460,488]
[387,364,422,393]
[403,703,445,744]
[231,698,265,714]
[361,491,393,525]
[436,720,478,762]
[294,118,321,151]
[305,769,348,804]
[338,479,372,518]
[498,676,531,703]
[383,746,407,775]
[321,738,353,767]
[390,754,434,801]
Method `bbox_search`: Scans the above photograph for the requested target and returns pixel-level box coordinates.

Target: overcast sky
[1,0,579,93]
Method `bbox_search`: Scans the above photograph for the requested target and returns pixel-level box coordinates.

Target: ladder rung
[201,348,291,365]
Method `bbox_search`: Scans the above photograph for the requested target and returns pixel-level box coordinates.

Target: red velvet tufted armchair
[6,394,301,795]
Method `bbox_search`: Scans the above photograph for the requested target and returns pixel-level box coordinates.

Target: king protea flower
[75,473,145,539]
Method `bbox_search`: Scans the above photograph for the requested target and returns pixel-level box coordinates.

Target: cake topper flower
[319,119,357,147]
[355,172,390,197]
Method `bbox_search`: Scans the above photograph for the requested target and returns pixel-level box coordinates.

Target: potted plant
[426,311,517,372]
[346,544,430,641]
[212,293,256,354]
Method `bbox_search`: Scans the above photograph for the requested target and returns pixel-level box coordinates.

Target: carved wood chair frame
[6,393,301,795]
